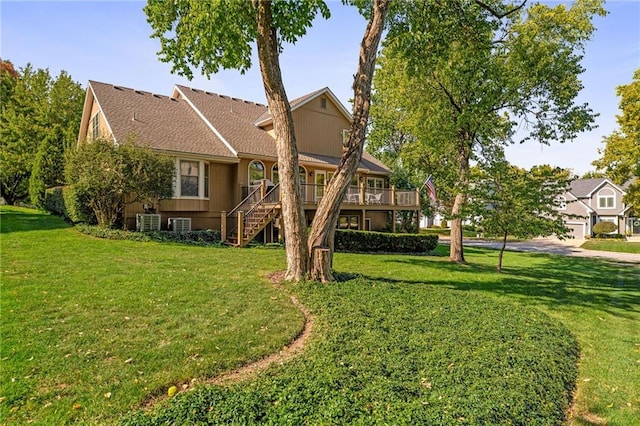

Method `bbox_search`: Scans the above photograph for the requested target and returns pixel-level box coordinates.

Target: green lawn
[2,207,639,425]
[581,239,640,254]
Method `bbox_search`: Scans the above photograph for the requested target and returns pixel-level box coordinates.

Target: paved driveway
[442,237,640,264]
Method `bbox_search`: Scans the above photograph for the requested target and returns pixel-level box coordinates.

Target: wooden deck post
[260,179,266,199]
[391,185,396,206]
[237,211,244,247]
[415,189,420,207]
[360,181,366,205]
[392,211,396,233]
[221,211,227,241]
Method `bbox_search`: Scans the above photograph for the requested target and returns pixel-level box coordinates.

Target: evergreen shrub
[335,229,438,253]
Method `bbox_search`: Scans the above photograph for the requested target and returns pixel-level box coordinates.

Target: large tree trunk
[307,0,390,283]
[449,139,471,263]
[254,0,309,281]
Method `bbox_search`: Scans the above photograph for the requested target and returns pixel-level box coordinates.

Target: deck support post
[237,211,244,247]
[221,211,227,241]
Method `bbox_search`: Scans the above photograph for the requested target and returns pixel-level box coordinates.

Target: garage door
[566,223,585,239]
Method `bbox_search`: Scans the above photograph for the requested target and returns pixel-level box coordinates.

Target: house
[77,81,421,245]
[559,178,637,238]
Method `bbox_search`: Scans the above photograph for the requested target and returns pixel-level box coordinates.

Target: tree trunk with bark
[307,0,390,282]
[254,0,309,281]
[449,138,471,263]
[497,230,508,272]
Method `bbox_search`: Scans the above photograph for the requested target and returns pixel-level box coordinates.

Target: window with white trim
[91,113,100,139]
[597,188,615,209]
[175,159,209,199]
[249,160,265,183]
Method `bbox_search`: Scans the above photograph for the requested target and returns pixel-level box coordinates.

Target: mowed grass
[1,207,302,424]
[581,239,640,254]
[2,207,639,424]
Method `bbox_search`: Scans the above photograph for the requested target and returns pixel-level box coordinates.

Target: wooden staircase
[224,182,280,247]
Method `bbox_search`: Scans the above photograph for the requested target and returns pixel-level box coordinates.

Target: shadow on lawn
[360,251,640,317]
[0,207,71,234]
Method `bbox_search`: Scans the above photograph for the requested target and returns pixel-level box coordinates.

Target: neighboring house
[77,81,420,245]
[559,178,637,238]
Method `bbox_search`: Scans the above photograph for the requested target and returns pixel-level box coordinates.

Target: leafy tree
[468,155,573,271]
[370,0,604,263]
[580,170,607,179]
[0,63,84,205]
[29,126,66,208]
[65,138,175,228]
[592,68,640,211]
[146,0,391,282]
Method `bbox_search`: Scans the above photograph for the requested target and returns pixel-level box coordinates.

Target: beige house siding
[293,98,350,158]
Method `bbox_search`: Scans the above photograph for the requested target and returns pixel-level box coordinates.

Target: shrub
[43,185,96,224]
[592,221,617,237]
[76,224,221,246]
[334,230,438,253]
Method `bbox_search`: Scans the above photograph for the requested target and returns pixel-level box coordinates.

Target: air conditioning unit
[136,213,161,232]
[168,217,191,233]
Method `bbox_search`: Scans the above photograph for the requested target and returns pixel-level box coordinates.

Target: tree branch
[475,0,527,19]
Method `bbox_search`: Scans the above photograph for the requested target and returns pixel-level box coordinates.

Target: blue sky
[1,0,638,176]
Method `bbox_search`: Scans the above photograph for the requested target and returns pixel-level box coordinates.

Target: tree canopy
[592,68,640,211]
[369,0,604,262]
[468,152,573,271]
[0,62,84,205]
[65,138,175,228]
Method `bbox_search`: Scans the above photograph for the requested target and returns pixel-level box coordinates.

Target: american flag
[425,176,436,201]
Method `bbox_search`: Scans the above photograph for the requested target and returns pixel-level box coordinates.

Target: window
[320,97,327,109]
[249,160,265,183]
[366,177,384,190]
[556,196,567,210]
[272,164,307,185]
[180,160,199,197]
[91,113,100,139]
[597,188,615,209]
[175,159,209,199]
[204,163,210,198]
[338,215,359,230]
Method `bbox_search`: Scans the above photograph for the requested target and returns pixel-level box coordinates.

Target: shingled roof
[89,81,235,159]
[88,81,390,174]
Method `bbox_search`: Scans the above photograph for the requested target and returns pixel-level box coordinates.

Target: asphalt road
[440,237,640,264]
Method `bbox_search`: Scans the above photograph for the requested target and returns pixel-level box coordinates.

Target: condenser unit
[136,213,161,232]
[168,217,191,233]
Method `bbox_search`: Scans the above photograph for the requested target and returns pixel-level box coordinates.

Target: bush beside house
[335,229,438,253]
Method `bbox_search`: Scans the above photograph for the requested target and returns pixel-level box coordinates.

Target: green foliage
[592,68,640,210]
[28,127,66,208]
[144,0,330,79]
[125,279,579,425]
[369,0,605,259]
[0,63,83,205]
[334,229,438,253]
[64,137,175,227]
[592,221,618,237]
[62,185,96,224]
[76,224,222,246]
[43,185,96,224]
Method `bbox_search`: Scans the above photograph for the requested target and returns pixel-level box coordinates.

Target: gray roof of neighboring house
[89,81,235,158]
[569,178,608,197]
[569,178,632,197]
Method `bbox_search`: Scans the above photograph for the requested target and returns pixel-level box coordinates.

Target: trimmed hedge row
[76,224,222,246]
[335,229,438,253]
[44,186,95,224]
